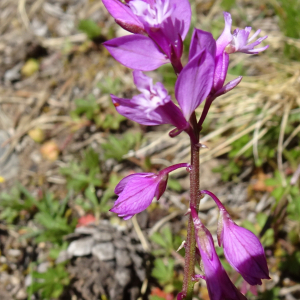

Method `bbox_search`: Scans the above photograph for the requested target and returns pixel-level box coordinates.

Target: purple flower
[188,27,242,101]
[212,12,268,95]
[102,0,191,71]
[200,190,270,286]
[225,27,269,55]
[191,207,247,300]
[111,70,189,130]
[218,210,270,285]
[175,47,215,121]
[111,163,190,220]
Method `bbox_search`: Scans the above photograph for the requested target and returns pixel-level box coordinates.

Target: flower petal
[111,95,163,126]
[111,94,188,129]
[191,207,247,300]
[222,218,270,285]
[189,29,216,61]
[133,70,153,94]
[213,76,242,98]
[103,35,169,71]
[169,0,191,39]
[114,173,150,195]
[213,50,229,93]
[102,0,144,33]
[175,49,215,120]
[216,12,233,56]
[111,175,158,218]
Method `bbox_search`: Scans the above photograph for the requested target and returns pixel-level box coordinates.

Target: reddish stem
[200,190,226,211]
[198,95,215,131]
[181,113,200,300]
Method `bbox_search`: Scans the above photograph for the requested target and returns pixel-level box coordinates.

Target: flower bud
[191,207,247,300]
[111,163,190,220]
[218,210,270,285]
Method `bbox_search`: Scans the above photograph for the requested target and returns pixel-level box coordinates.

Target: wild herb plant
[102,1,269,299]
[27,262,70,300]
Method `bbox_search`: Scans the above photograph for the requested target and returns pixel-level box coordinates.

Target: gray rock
[115,268,131,287]
[93,231,112,242]
[55,250,72,264]
[114,239,127,249]
[24,275,32,287]
[115,249,131,267]
[67,237,94,257]
[75,226,99,235]
[37,262,50,273]
[4,63,22,82]
[92,243,115,261]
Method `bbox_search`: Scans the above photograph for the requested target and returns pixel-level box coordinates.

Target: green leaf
[261,228,274,247]
[71,94,100,121]
[150,232,169,249]
[256,213,268,229]
[167,177,182,192]
[151,258,174,284]
[102,132,142,162]
[149,296,166,300]
[28,263,70,299]
[78,19,101,39]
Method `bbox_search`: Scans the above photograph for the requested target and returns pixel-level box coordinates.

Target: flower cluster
[102,1,269,299]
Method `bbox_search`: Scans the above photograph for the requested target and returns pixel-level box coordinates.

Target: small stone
[21,59,39,77]
[7,249,22,258]
[75,226,98,235]
[67,237,94,257]
[93,231,112,242]
[115,268,131,286]
[4,63,22,82]
[10,276,20,286]
[115,249,131,267]
[0,256,7,263]
[40,140,60,161]
[55,250,72,264]
[24,275,32,287]
[15,288,27,300]
[114,239,127,249]
[92,243,115,261]
[37,262,50,273]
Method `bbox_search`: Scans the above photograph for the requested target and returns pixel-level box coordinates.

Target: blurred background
[0,0,300,299]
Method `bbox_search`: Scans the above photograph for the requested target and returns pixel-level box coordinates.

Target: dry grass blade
[278,101,292,187]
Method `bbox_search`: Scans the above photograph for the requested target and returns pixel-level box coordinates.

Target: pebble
[93,231,113,242]
[115,249,131,267]
[115,268,131,287]
[7,249,22,258]
[15,288,27,300]
[92,243,115,261]
[68,237,94,257]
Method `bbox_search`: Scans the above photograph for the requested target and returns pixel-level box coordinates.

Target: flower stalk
[182,141,200,299]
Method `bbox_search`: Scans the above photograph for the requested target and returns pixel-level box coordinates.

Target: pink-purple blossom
[111,70,189,130]
[175,47,215,121]
[218,210,270,285]
[102,0,191,72]
[191,207,247,300]
[111,163,190,220]
[200,190,270,286]
[212,12,268,96]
